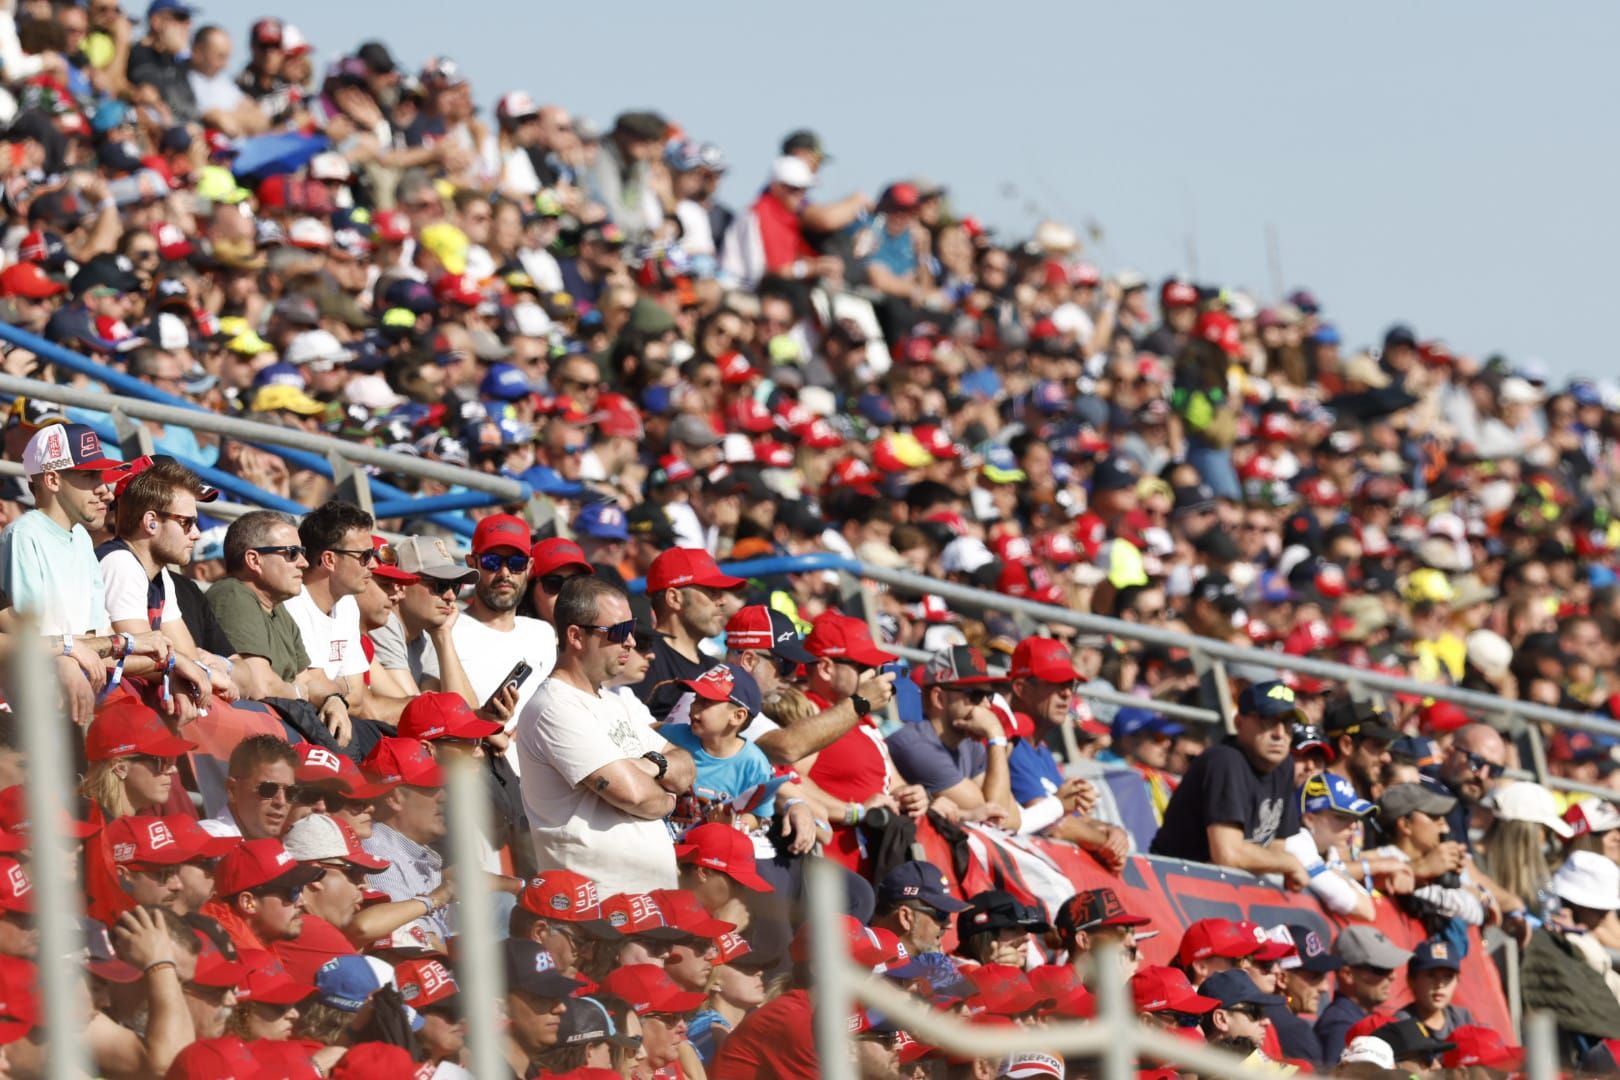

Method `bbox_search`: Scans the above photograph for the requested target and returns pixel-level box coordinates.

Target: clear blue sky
[209,0,1619,377]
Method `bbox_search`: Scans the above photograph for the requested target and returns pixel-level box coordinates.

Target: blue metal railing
[0,323,531,537]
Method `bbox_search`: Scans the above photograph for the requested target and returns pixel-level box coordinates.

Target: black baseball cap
[781,129,829,159]
[1054,887,1150,938]
[1198,969,1283,1009]
[1193,573,1242,612]
[503,940,584,1000]
[1281,924,1343,974]
[956,890,1048,938]
[1322,698,1400,742]
[877,862,970,914]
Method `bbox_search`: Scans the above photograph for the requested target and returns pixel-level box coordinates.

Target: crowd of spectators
[0,0,1618,1076]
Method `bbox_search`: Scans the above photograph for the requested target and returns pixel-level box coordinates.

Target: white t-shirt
[281,588,368,680]
[99,546,180,627]
[450,613,555,771]
[516,677,677,894]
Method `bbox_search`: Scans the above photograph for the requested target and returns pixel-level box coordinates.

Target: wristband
[145,959,177,975]
[117,632,134,660]
[60,633,73,657]
[987,736,1009,748]
[159,653,176,708]
[782,798,806,812]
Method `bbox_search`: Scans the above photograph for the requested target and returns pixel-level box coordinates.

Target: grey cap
[1378,783,1458,821]
[669,413,722,449]
[469,328,512,362]
[395,535,477,584]
[1334,925,1413,969]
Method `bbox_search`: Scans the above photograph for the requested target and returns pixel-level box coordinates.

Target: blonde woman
[686,933,770,1068]
[1480,781,1571,917]
[81,698,196,819]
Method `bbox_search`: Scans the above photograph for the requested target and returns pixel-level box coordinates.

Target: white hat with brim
[1550,850,1620,911]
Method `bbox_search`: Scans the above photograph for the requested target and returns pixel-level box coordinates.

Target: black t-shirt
[632,634,717,722]
[1150,737,1300,862]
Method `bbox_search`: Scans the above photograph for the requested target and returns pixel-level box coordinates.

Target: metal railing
[0,326,535,537]
[633,552,1620,803]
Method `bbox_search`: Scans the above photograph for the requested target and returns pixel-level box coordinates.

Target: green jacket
[1521,928,1620,1040]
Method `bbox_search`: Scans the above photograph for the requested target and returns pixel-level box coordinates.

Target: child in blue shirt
[662,664,778,831]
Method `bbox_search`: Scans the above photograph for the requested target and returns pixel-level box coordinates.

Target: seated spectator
[1198,969,1283,1061]
[1175,917,1264,986]
[636,547,743,722]
[127,0,198,122]
[501,940,585,1077]
[888,645,1020,827]
[81,698,196,819]
[219,734,298,840]
[285,500,389,732]
[1369,783,1487,926]
[1270,924,1343,1072]
[1481,780,1570,918]
[675,822,774,931]
[1321,697,1399,802]
[450,516,554,740]
[516,576,694,894]
[1051,886,1149,984]
[510,870,605,979]
[1315,925,1412,1066]
[600,963,706,1079]
[868,861,970,960]
[689,931,770,1067]
[198,837,322,952]
[366,535,479,698]
[1152,680,1308,889]
[1399,940,1476,1039]
[952,890,1046,967]
[358,737,453,948]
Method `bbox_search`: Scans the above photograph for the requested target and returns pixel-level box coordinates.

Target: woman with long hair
[1479,782,1568,917]
[686,934,769,1066]
[81,698,197,820]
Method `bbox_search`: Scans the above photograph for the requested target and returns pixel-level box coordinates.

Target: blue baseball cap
[1198,969,1284,1009]
[1237,680,1308,723]
[575,501,630,541]
[146,0,198,18]
[1299,772,1375,818]
[1408,939,1461,973]
[876,861,971,914]
[316,955,386,1013]
[1110,706,1184,743]
[884,951,973,1002]
[253,362,306,389]
[479,363,534,402]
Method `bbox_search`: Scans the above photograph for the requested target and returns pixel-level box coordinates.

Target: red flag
[83,802,135,926]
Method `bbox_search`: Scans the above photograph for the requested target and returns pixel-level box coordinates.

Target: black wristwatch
[850,692,872,718]
[642,750,669,781]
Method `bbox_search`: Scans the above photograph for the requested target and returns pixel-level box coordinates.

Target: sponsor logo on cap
[275,851,293,867]
[112,843,135,863]
[902,886,919,896]
[305,748,341,773]
[533,951,555,973]
[7,865,28,897]
[1430,943,1447,959]
[608,911,628,927]
[549,894,570,912]
[146,821,175,849]
[1267,685,1296,703]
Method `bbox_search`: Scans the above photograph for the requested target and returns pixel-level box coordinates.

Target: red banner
[913,819,1511,1033]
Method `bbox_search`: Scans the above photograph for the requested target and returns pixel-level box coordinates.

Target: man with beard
[635,547,747,721]
[1152,681,1311,891]
[1428,722,1509,854]
[1322,697,1398,802]
[451,515,553,757]
[516,577,695,893]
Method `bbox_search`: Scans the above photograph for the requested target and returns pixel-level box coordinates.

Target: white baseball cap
[769,155,815,190]
[285,329,352,368]
[1488,781,1574,839]
[308,152,351,182]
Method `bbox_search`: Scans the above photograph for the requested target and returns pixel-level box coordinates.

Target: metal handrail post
[1095,942,1134,1080]
[805,858,856,1080]
[1524,1010,1557,1080]
[446,755,504,1079]
[11,627,90,1079]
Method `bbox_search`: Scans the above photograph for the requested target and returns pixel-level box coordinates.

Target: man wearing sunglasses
[451,515,557,747]
[1315,925,1413,1066]
[517,575,695,894]
[367,534,480,701]
[888,645,1021,828]
[635,547,747,722]
[199,837,323,954]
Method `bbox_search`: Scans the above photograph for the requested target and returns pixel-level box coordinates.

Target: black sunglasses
[317,861,371,885]
[577,619,636,645]
[130,753,177,772]
[477,553,530,574]
[252,545,306,561]
[946,687,992,704]
[539,573,580,595]
[254,781,295,801]
[1462,751,1502,780]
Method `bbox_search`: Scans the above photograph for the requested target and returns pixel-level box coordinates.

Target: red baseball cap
[433,273,483,308]
[645,547,745,593]
[331,1043,417,1080]
[150,221,192,261]
[361,736,445,788]
[796,417,844,449]
[0,784,99,842]
[0,263,64,300]
[1176,918,1263,966]
[1009,637,1083,683]
[398,692,503,742]
[295,744,396,799]
[649,887,737,937]
[789,914,904,966]
[592,394,644,440]
[0,859,29,914]
[1160,280,1199,308]
[160,814,241,859]
[471,513,531,555]
[1233,921,1296,962]
[271,915,358,984]
[716,351,755,384]
[599,964,706,1015]
[599,893,688,941]
[1442,1025,1524,1070]
[531,537,593,576]
[212,838,324,897]
[106,815,202,868]
[396,957,460,1010]
[1131,965,1218,1015]
[85,699,197,761]
[913,425,961,461]
[516,870,603,922]
[729,397,775,434]
[965,964,1054,1017]
[804,611,897,667]
[192,930,251,988]
[234,949,317,1006]
[369,535,418,584]
[166,1037,260,1079]
[0,956,35,1044]
[713,931,754,967]
[372,209,411,244]
[1419,701,1470,734]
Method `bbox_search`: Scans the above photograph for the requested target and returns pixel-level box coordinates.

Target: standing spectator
[1152,680,1310,889]
[583,111,666,243]
[1315,925,1412,1066]
[1369,783,1486,926]
[516,576,695,893]
[185,24,266,135]
[450,515,552,742]
[661,665,775,828]
[1282,772,1379,921]
[635,547,744,721]
[1050,886,1149,983]
[1321,697,1398,802]
[126,0,198,122]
